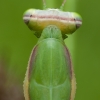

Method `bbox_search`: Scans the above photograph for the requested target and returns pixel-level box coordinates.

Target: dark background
[0,0,100,100]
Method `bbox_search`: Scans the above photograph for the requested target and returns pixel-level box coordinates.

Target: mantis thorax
[38,25,64,42]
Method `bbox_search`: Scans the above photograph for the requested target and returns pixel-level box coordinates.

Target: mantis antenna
[42,0,47,9]
[60,0,66,10]
[43,0,66,10]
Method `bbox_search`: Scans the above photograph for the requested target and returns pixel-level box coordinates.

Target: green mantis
[23,0,82,100]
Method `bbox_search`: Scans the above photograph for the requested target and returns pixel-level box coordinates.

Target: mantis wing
[23,25,76,100]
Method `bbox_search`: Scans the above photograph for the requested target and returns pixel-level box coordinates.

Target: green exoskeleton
[23,0,82,100]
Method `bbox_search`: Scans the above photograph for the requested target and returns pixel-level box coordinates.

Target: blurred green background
[0,0,100,100]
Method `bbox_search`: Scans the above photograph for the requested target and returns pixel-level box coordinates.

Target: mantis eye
[23,9,34,24]
[73,12,82,29]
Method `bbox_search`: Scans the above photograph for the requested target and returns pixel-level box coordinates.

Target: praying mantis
[23,0,82,100]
